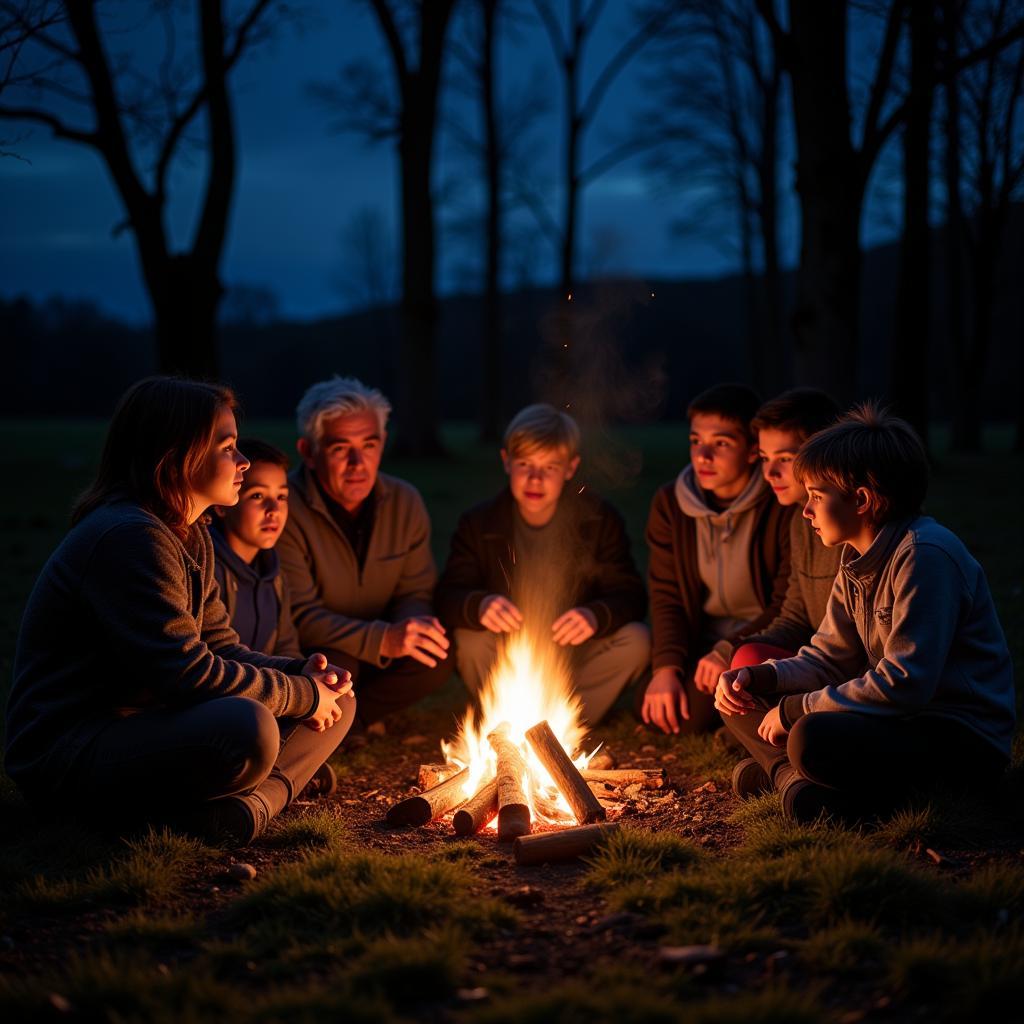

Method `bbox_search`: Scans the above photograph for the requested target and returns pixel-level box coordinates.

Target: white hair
[296,376,392,448]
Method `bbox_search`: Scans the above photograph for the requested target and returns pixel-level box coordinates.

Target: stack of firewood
[384,719,666,864]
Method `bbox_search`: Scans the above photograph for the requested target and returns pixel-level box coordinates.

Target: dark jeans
[71,694,355,826]
[723,698,1008,809]
[331,652,453,727]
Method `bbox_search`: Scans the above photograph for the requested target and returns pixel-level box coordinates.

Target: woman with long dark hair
[5,378,355,844]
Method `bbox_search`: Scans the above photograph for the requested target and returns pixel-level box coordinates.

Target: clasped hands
[478,594,597,646]
[303,652,354,733]
[642,656,789,745]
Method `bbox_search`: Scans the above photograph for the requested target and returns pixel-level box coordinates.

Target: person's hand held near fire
[302,652,354,732]
[714,667,757,716]
[757,705,788,746]
[551,606,597,646]
[479,594,524,633]
[642,667,689,734]
[693,650,728,693]
[381,616,450,668]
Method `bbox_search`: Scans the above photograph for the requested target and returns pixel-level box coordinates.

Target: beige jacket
[277,468,437,667]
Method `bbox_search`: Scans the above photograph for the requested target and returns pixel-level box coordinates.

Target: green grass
[1,420,1022,1020]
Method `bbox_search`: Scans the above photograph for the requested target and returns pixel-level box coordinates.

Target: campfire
[384,631,665,864]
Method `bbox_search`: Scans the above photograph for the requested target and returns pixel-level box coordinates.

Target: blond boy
[435,404,649,725]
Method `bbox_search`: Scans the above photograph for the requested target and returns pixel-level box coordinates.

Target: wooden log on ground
[581,768,666,789]
[452,778,499,836]
[487,724,531,840]
[513,822,620,866]
[386,767,470,827]
[525,721,605,825]
[418,763,460,789]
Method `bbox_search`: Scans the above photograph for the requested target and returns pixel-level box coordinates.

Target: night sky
[0,3,901,324]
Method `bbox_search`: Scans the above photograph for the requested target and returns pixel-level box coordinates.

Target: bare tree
[757,0,1024,402]
[638,0,785,393]
[947,0,1024,450]
[445,0,549,440]
[0,0,281,377]
[334,205,398,310]
[892,0,937,445]
[312,0,458,455]
[531,0,675,296]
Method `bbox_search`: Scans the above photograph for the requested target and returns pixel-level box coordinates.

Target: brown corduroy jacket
[646,481,793,673]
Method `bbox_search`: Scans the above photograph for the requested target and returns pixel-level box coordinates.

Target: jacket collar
[841,516,913,583]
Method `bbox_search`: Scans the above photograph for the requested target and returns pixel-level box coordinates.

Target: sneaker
[779,775,861,825]
[195,792,270,846]
[731,758,772,800]
[299,762,337,801]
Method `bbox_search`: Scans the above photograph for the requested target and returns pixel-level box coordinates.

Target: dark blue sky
[0,3,899,324]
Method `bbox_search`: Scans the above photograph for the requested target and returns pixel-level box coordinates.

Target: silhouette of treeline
[4,217,1019,425]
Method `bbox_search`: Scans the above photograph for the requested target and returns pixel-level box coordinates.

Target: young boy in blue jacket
[715,403,1015,823]
[212,439,338,797]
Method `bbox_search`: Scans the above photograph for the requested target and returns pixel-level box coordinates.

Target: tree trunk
[892,0,935,448]
[786,0,861,401]
[758,62,784,393]
[561,60,581,298]
[149,256,223,378]
[480,0,502,442]
[397,115,444,455]
[739,200,764,392]
[958,214,998,452]
[943,0,969,451]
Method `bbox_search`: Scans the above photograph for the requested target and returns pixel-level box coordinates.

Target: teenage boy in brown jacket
[641,384,792,736]
[436,404,649,725]
[277,377,452,730]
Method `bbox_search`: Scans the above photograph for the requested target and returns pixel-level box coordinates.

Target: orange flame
[442,631,598,826]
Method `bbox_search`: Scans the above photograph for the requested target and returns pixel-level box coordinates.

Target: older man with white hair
[277,376,452,730]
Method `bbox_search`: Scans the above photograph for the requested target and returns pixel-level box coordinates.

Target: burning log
[417,763,460,789]
[581,768,666,790]
[385,767,470,827]
[487,724,531,840]
[513,822,620,866]
[452,778,499,836]
[525,720,605,825]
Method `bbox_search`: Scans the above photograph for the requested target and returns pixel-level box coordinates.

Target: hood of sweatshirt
[210,525,281,585]
[675,464,769,636]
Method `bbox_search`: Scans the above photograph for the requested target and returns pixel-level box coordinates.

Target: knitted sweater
[6,501,316,796]
[737,511,843,655]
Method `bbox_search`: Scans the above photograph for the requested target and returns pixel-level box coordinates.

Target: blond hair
[503,403,580,458]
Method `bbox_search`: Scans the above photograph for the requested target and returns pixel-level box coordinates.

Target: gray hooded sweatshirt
[769,516,1015,758]
[674,465,770,646]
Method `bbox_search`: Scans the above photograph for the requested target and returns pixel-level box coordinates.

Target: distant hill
[3,216,1020,422]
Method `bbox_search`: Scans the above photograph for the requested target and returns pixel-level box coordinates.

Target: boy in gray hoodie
[715,404,1015,823]
[642,384,792,735]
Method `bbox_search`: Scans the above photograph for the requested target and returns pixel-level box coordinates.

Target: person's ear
[565,455,581,481]
[853,487,874,518]
[296,437,315,469]
[500,448,511,476]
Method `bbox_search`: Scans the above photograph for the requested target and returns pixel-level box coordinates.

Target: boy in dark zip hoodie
[211,440,302,661]
[715,404,1015,823]
[641,384,793,736]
